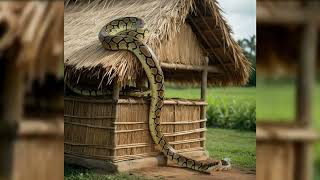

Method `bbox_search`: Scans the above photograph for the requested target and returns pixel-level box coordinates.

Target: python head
[206,158,232,172]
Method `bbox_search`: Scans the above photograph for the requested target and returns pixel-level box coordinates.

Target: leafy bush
[206,98,256,131]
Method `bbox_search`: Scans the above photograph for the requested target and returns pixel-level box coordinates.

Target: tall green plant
[206,98,256,131]
[238,35,256,86]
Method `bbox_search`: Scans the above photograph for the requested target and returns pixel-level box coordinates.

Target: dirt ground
[131,165,256,180]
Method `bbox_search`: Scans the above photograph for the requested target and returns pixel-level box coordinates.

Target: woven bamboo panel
[14,120,64,180]
[64,97,207,162]
[257,142,295,180]
[64,98,116,161]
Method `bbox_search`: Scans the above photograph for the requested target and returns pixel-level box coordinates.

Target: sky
[217,0,256,40]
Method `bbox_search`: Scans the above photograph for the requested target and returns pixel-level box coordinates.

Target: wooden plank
[296,22,317,126]
[112,83,120,158]
[160,62,223,73]
[0,58,24,180]
[64,121,115,130]
[65,97,208,106]
[18,120,64,137]
[295,16,318,180]
[257,142,295,180]
[200,57,208,148]
[256,127,319,142]
[113,119,206,125]
[295,143,313,180]
[257,2,320,25]
[14,135,63,180]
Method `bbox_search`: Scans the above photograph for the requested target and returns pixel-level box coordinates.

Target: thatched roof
[64,0,250,88]
[0,2,63,80]
[257,1,320,73]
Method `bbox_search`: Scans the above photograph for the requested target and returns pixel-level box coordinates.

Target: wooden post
[295,20,317,180]
[200,57,208,148]
[111,82,120,160]
[136,75,148,90]
[112,82,120,102]
[0,59,24,180]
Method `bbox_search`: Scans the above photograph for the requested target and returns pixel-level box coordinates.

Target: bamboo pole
[0,59,24,180]
[295,20,318,180]
[112,82,120,159]
[160,62,222,73]
[200,57,208,148]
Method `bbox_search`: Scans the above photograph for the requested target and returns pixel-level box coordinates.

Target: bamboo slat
[64,97,207,163]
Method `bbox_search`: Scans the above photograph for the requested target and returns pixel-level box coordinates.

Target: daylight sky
[217,0,256,40]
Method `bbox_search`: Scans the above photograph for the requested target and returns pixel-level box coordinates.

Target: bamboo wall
[256,124,319,180]
[257,142,295,180]
[64,97,207,163]
[13,120,64,180]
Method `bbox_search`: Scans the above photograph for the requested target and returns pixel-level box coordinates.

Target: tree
[237,35,256,86]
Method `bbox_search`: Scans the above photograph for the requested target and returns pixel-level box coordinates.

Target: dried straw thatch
[0,1,64,80]
[257,1,320,74]
[65,0,250,88]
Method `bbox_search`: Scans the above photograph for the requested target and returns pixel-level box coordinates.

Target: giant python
[66,17,231,173]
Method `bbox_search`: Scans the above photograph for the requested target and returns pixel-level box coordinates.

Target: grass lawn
[206,128,256,169]
[256,82,320,123]
[165,87,256,103]
[64,165,154,180]
[65,128,256,179]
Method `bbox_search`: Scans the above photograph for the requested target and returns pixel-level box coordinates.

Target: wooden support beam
[295,19,318,180]
[112,82,120,158]
[188,16,229,74]
[112,83,120,102]
[0,59,24,180]
[257,2,320,25]
[201,57,209,101]
[160,62,223,74]
[200,57,208,148]
[296,24,317,126]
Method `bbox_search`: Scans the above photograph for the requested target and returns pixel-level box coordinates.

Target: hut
[0,2,64,180]
[256,1,319,180]
[64,0,250,172]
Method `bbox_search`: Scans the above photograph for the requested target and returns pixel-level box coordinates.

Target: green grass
[206,128,256,169]
[166,87,256,131]
[64,164,157,180]
[256,82,320,122]
[165,87,256,103]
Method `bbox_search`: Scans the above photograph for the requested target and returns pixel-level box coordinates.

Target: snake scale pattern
[68,17,231,173]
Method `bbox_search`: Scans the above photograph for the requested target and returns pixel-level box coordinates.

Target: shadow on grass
[64,164,156,180]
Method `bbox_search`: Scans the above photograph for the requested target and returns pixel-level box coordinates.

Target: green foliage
[206,128,256,169]
[165,87,256,131]
[237,35,256,86]
[206,98,256,131]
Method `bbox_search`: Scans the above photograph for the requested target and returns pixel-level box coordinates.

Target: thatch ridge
[64,0,250,87]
